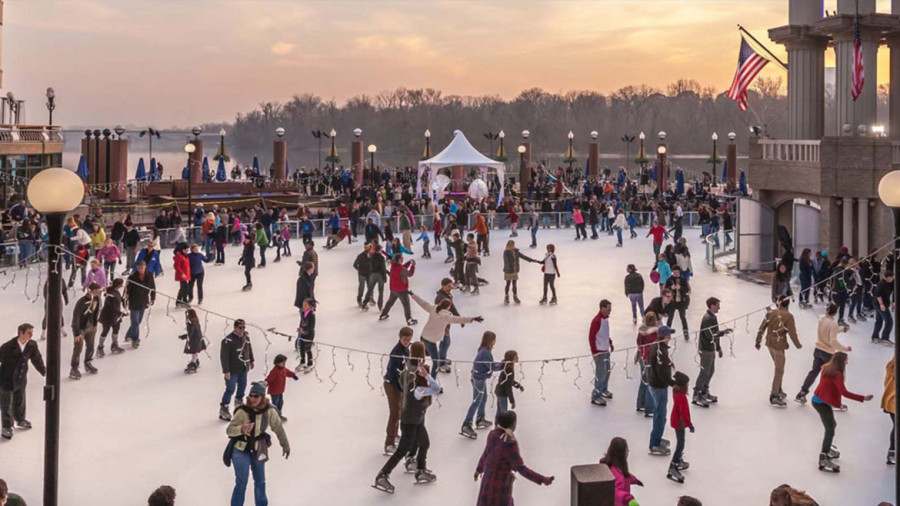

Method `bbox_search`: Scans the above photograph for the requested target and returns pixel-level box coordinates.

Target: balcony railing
[893,141,900,165]
[759,139,820,163]
[0,125,63,143]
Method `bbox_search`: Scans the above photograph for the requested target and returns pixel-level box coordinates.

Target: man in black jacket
[70,283,102,380]
[366,244,387,310]
[121,223,141,275]
[0,323,45,439]
[664,267,691,340]
[219,319,254,421]
[646,289,674,323]
[647,325,676,456]
[124,261,156,348]
[693,297,732,407]
[354,245,372,309]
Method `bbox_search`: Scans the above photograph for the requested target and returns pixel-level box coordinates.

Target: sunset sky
[2,0,893,127]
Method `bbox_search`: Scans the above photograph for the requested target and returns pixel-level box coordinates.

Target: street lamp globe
[368,144,377,154]
[590,131,598,140]
[522,130,530,139]
[517,145,527,154]
[27,168,84,213]
[498,130,505,139]
[639,132,645,140]
[276,127,285,138]
[114,125,125,137]
[658,131,666,140]
[330,128,337,137]
[858,124,868,135]
[567,131,574,140]
[728,132,736,141]
[425,129,431,139]
[353,128,362,138]
[657,145,667,155]
[184,143,196,154]
[712,132,718,141]
[878,171,900,208]
[219,128,226,137]
[191,126,202,137]
[46,87,55,100]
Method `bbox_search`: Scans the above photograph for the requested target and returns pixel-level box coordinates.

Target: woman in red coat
[173,243,191,307]
[811,351,873,472]
[475,411,553,506]
[378,254,417,325]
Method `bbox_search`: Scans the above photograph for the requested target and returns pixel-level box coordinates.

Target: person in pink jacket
[599,437,643,506]
[96,239,121,281]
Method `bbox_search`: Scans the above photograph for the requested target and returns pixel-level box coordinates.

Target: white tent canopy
[417,130,506,202]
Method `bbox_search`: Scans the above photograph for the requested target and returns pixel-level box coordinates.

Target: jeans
[177,280,191,304]
[71,327,96,368]
[271,394,284,414]
[216,243,225,263]
[188,272,205,302]
[464,378,488,425]
[495,395,509,423]
[874,306,894,340]
[259,245,267,266]
[366,273,385,308]
[672,428,686,464]
[637,360,654,414]
[800,349,832,395]
[530,227,538,247]
[222,371,248,406]
[103,261,117,281]
[231,448,267,506]
[812,400,836,454]
[445,238,454,260]
[649,387,669,448]
[423,336,450,375]
[384,382,403,447]
[616,227,623,245]
[694,351,715,397]
[125,309,145,342]
[701,223,709,238]
[591,354,610,401]
[0,388,25,429]
[628,293,645,320]
[356,274,369,305]
[849,292,861,318]
[799,276,812,304]
[653,242,662,259]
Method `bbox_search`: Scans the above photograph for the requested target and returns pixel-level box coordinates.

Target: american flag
[851,12,865,101]
[727,37,769,111]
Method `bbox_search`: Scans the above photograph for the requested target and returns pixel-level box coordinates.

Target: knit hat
[657,325,675,338]
[674,371,690,387]
[249,381,267,397]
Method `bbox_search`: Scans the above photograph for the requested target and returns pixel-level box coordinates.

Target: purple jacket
[82,267,108,290]
[476,428,547,506]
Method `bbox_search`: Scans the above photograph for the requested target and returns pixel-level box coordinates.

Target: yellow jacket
[90,228,107,250]
[883,357,895,414]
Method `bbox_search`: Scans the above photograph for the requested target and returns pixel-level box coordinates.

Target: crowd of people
[0,171,896,506]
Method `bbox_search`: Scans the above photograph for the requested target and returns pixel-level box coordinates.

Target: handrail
[759,139,820,163]
[704,229,736,272]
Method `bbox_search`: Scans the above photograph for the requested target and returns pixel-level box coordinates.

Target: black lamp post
[185,142,197,217]
[139,127,161,163]
[368,144,377,176]
[26,168,84,506]
[620,134,635,175]
[877,170,900,506]
[710,132,719,188]
[45,88,55,126]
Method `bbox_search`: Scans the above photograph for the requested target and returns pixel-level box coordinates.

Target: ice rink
[0,227,894,505]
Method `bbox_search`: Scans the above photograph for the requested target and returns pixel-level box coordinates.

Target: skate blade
[414,478,437,484]
[371,485,394,494]
[459,433,477,439]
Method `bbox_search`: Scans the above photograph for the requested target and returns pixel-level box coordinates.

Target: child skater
[494,350,524,423]
[180,308,205,374]
[415,225,431,259]
[266,353,298,421]
[539,243,560,305]
[432,209,442,251]
[600,437,643,506]
[97,278,125,357]
[295,298,316,372]
[465,233,481,295]
[668,371,694,483]
[474,410,554,506]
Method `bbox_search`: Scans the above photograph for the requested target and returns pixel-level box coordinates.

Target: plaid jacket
[476,428,547,506]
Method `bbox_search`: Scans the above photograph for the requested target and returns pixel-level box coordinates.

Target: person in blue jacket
[460,331,504,440]
[133,243,162,277]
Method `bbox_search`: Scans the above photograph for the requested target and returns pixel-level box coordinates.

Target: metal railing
[892,141,900,165]
[759,139,820,163]
[704,229,736,272]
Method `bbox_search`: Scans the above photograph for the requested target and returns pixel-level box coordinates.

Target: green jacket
[399,214,411,232]
[255,228,269,247]
[226,401,289,454]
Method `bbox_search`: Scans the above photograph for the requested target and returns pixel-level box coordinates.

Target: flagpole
[737,25,788,70]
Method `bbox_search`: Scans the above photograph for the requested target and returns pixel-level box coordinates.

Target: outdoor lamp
[102,129,111,139]
[353,128,362,138]
[114,125,125,138]
[330,128,337,137]
[517,145,526,154]
[276,127,285,138]
[425,129,431,138]
[658,131,666,141]
[27,168,84,213]
[368,144,377,154]
[219,128,226,137]
[858,125,868,135]
[712,132,718,141]
[184,143,196,154]
[639,132,645,140]
[728,132,736,141]
[591,131,599,140]
[522,130,530,139]
[657,145,667,155]
[499,130,505,139]
[873,125,886,137]
[567,131,574,140]
[191,126,202,138]
[879,171,900,208]
[46,87,55,101]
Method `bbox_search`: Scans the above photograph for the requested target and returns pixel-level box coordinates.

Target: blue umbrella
[252,155,260,174]
[149,157,159,182]
[721,160,728,184]
[76,154,89,182]
[584,158,590,179]
[676,169,685,195]
[135,158,147,181]
[651,161,658,181]
[285,159,290,179]
[182,165,189,179]
[216,158,226,182]
[202,156,210,182]
[739,170,748,195]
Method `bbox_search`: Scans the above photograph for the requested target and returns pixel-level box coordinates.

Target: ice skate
[460,423,477,439]
[794,392,807,404]
[504,295,509,305]
[667,464,685,483]
[379,314,389,321]
[549,297,558,305]
[406,318,417,325]
[218,404,232,421]
[1,428,12,440]
[69,367,81,380]
[295,363,307,373]
[591,397,607,407]
[97,346,105,358]
[414,469,437,484]
[661,438,670,448]
[14,419,32,430]
[131,340,141,349]
[383,444,396,456]
[769,395,787,408]
[538,298,547,305]
[704,393,718,403]
[404,455,416,473]
[513,296,521,304]
[475,419,492,430]
[600,390,613,400]
[827,446,840,459]
[85,363,98,375]
[692,396,709,408]
[372,473,394,494]
[633,318,638,325]
[439,364,452,374]
[241,284,252,292]
[110,344,125,354]
[887,450,896,465]
[675,460,689,471]
[818,453,840,473]
[649,446,671,456]
[838,404,848,412]
[185,361,198,374]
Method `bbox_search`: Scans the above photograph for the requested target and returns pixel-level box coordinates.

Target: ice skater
[755,296,802,407]
[378,254,417,326]
[539,244,560,305]
[795,303,850,405]
[502,240,538,305]
[494,350,523,423]
[410,291,482,376]
[0,323,45,440]
[382,327,413,455]
[294,298,316,372]
[694,297,731,407]
[667,372,694,483]
[599,437,643,506]
[265,354,298,421]
[460,331,503,440]
[180,308,205,374]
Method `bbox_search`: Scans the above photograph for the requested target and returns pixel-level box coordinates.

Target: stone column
[588,142,600,180]
[273,140,287,181]
[188,140,203,184]
[857,198,869,256]
[350,141,364,186]
[785,37,826,139]
[109,139,128,202]
[726,142,738,193]
[890,35,900,140]
[842,197,854,250]
[520,141,532,187]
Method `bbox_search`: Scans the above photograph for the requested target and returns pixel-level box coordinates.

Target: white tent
[417,130,506,203]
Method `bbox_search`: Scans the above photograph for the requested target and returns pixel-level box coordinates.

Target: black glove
[473,316,484,323]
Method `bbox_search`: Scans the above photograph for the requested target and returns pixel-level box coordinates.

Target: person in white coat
[613,210,627,247]
[409,291,483,376]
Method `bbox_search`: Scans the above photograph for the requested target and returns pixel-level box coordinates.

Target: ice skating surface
[0,229,894,505]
